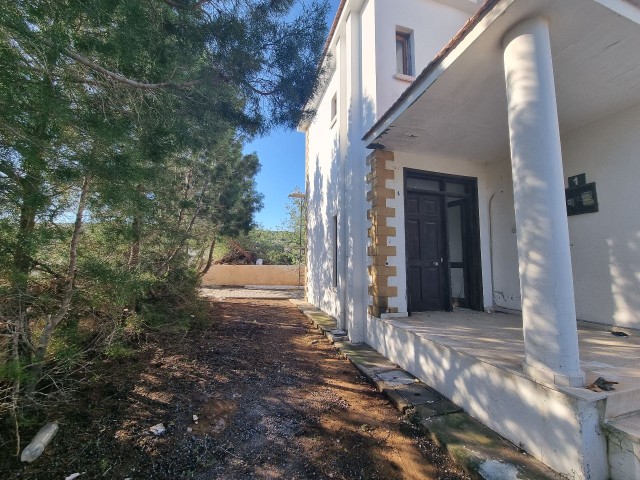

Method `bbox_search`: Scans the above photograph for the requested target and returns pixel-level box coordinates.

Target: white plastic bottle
[21,421,59,462]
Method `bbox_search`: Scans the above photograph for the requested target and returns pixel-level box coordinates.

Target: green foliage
[0,360,29,384]
[0,0,328,446]
[103,343,135,359]
[215,190,307,265]
[279,189,307,265]
[220,229,296,265]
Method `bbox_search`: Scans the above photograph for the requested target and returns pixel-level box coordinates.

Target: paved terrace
[383,310,640,407]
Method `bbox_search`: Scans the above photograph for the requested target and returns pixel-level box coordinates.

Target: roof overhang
[364,0,640,163]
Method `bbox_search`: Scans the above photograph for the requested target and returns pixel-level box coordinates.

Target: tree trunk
[31,176,91,385]
[198,236,217,277]
[127,217,141,271]
[10,183,42,365]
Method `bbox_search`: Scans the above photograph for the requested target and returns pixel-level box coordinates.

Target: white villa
[299,0,640,478]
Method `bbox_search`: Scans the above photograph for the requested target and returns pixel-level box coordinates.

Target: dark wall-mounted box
[566,182,598,216]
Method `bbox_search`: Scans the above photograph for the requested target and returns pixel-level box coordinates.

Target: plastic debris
[192,415,199,422]
[21,422,59,462]
[65,473,82,480]
[149,423,167,435]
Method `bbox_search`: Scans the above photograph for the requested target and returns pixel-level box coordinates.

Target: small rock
[149,423,166,435]
[311,340,319,345]
[187,427,193,433]
[192,414,199,422]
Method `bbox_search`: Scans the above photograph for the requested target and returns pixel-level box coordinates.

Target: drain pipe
[488,193,496,307]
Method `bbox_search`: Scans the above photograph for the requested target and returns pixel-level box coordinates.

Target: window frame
[330,92,338,126]
[395,29,413,76]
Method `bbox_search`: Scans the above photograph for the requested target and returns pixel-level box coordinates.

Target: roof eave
[362,0,512,147]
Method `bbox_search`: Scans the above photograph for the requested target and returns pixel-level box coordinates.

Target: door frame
[403,168,484,314]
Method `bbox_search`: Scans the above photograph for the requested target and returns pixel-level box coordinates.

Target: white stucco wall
[373,0,471,116]
[562,103,640,329]
[305,64,343,321]
[485,158,522,311]
[360,0,377,130]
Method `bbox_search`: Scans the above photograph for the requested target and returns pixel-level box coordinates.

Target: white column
[502,17,584,387]
[344,10,366,343]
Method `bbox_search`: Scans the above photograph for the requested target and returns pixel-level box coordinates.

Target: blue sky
[244,0,341,230]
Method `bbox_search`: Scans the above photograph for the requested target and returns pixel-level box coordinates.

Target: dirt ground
[3,297,469,480]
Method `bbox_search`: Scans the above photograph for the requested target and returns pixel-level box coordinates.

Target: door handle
[432,261,439,267]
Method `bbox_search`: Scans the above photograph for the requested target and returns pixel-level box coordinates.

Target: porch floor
[383,310,640,400]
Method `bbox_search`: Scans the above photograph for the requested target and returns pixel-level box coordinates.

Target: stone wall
[366,150,398,317]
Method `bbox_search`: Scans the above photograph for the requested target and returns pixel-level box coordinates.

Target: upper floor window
[330,93,337,125]
[396,29,414,76]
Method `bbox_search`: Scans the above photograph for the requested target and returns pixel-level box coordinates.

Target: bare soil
[3,298,469,479]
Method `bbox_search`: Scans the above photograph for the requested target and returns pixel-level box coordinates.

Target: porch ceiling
[366,0,640,163]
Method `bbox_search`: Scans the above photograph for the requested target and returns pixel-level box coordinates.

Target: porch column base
[523,361,585,388]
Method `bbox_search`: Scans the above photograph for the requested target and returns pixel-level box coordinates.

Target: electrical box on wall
[566,174,598,216]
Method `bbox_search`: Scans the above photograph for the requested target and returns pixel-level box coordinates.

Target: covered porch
[362,0,640,477]
[365,310,640,479]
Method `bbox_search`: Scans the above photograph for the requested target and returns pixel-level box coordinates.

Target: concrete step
[605,411,640,480]
[290,300,338,333]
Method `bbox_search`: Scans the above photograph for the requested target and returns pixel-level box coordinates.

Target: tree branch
[163,0,209,9]
[62,49,202,90]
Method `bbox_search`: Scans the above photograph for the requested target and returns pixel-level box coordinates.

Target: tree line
[0,0,327,454]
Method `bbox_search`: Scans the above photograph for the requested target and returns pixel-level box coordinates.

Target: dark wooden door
[405,192,446,311]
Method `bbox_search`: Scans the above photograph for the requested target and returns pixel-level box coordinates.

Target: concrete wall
[304,0,477,339]
[562,104,640,329]
[201,265,304,287]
